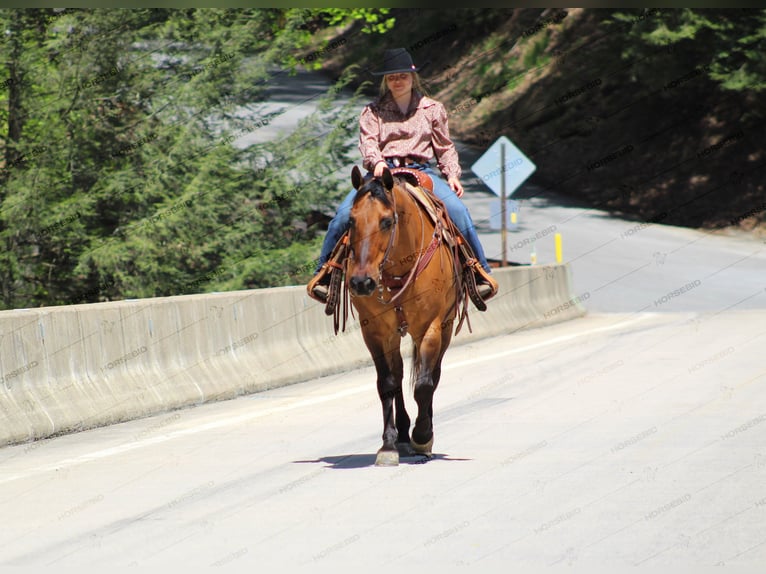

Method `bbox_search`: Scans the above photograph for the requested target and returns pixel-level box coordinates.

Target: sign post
[471,136,536,266]
[500,143,507,266]
[489,199,518,231]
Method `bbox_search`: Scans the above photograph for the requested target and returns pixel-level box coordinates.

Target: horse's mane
[352,176,393,208]
[353,174,422,208]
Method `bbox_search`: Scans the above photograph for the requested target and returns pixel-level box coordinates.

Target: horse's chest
[429,277,448,294]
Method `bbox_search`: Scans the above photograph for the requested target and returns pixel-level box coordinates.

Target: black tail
[409,340,421,395]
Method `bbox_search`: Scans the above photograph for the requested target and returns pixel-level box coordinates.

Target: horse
[345,165,464,466]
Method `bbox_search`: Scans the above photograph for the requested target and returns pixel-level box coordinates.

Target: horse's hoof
[375,449,400,467]
[397,442,415,457]
[411,436,434,457]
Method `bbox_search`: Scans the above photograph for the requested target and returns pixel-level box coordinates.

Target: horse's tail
[409,340,421,394]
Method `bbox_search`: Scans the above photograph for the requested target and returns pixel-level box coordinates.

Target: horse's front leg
[392,349,413,456]
[367,337,404,467]
[411,320,451,457]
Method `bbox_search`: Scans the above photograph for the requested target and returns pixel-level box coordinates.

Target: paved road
[2,68,764,569]
[1,311,764,567]
[457,143,766,315]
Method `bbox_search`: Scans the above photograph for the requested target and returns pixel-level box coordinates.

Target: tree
[610,9,766,100]
[0,8,390,309]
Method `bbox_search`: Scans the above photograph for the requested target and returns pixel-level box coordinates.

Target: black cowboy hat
[370,48,429,76]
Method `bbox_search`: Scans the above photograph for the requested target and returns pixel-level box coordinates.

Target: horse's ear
[381,167,394,191]
[351,166,363,190]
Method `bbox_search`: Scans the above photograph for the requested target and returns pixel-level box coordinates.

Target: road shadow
[293,452,472,469]
[262,68,341,104]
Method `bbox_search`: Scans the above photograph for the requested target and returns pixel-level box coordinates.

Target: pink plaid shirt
[358,90,462,180]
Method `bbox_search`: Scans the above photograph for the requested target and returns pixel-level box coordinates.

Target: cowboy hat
[371,48,427,75]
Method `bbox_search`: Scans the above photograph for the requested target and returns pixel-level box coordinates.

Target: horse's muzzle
[349,275,377,297]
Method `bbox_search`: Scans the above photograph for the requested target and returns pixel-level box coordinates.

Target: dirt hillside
[315,8,765,238]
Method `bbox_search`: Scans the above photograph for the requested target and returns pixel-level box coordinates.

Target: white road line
[445,313,655,370]
[0,314,655,485]
[0,386,368,486]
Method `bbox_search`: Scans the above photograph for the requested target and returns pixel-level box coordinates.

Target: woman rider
[310,48,498,305]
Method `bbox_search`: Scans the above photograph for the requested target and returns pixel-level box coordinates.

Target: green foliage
[321,8,395,35]
[523,34,550,69]
[0,8,380,310]
[609,8,766,94]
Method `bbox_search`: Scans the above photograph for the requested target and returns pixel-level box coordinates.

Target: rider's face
[386,73,413,97]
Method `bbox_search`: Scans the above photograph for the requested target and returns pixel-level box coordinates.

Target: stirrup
[455,236,497,310]
[463,263,487,312]
[306,232,349,314]
[473,264,498,302]
[307,268,331,304]
[307,263,342,315]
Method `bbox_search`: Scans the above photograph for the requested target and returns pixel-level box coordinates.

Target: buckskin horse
[335,165,473,466]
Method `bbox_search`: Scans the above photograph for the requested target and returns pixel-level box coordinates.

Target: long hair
[378,72,430,99]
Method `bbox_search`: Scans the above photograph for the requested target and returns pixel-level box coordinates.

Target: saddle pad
[398,180,458,247]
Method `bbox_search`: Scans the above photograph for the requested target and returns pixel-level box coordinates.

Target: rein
[376,182,441,306]
[371,180,448,337]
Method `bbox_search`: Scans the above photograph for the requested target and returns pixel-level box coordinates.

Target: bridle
[377,178,445,337]
[375,179,429,305]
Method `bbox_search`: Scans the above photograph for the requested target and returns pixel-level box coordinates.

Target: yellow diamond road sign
[470,135,536,197]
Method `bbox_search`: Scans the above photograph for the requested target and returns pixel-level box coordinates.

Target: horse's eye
[349,217,355,228]
[380,217,393,230]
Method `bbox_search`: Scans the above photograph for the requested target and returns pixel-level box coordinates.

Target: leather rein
[374,179,444,336]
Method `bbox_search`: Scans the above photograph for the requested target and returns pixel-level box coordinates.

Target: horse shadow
[293,452,472,470]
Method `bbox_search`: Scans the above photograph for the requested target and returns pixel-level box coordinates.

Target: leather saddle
[390,169,492,311]
[389,168,455,247]
[389,167,433,193]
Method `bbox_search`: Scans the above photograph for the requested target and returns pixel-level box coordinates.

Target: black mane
[352,176,392,207]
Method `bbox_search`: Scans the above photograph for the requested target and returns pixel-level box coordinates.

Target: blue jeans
[316,161,491,273]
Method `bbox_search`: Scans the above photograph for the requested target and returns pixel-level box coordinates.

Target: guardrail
[0,264,586,447]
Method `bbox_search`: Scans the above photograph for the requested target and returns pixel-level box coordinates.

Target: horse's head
[346,165,397,297]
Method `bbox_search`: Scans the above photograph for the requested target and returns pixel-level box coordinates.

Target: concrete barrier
[0,264,586,447]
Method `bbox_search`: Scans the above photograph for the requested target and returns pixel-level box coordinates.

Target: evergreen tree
[0,8,391,309]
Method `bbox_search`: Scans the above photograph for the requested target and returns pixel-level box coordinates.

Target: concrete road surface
[1,310,765,568]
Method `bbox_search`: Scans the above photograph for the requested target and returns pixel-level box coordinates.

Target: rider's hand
[373,161,387,178]
[448,176,464,198]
